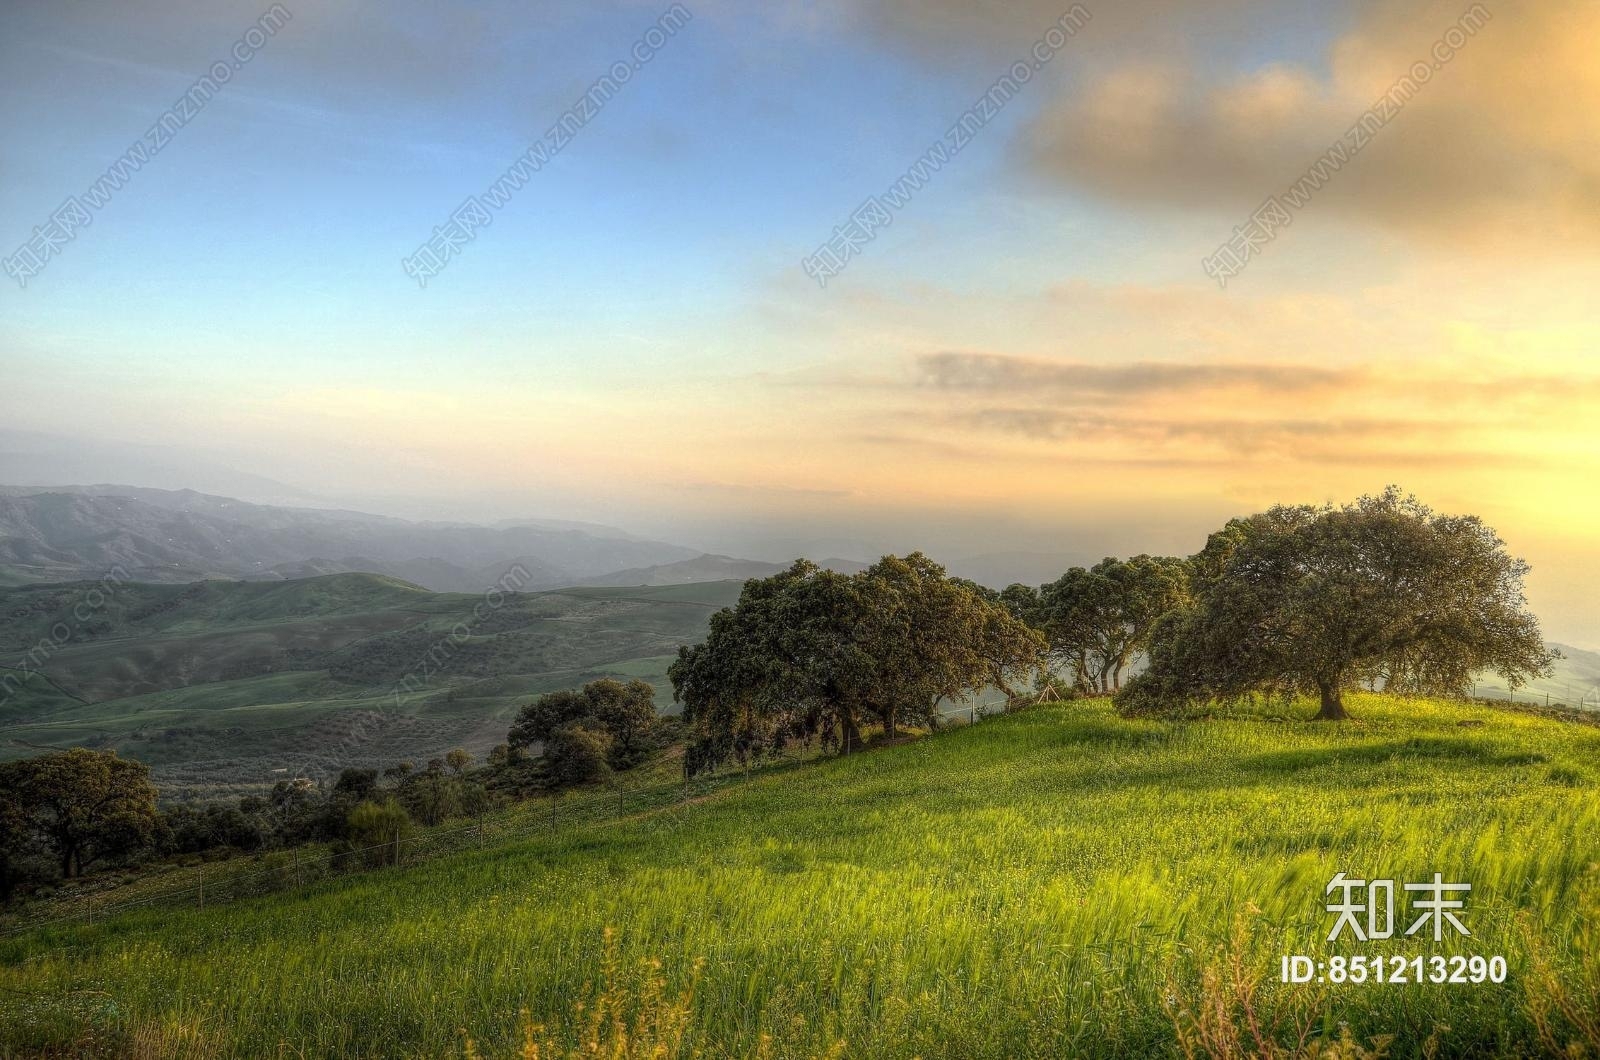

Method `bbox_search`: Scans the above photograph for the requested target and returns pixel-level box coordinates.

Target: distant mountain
[0,486,699,592]
[578,554,788,587]
[1472,641,1600,708]
[577,554,874,587]
[0,430,331,509]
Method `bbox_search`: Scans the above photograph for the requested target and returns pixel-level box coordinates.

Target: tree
[582,679,658,768]
[1038,556,1191,693]
[507,679,661,772]
[1117,489,1555,720]
[854,553,1045,736]
[670,554,1045,767]
[508,688,591,752]
[332,767,379,802]
[543,724,613,787]
[1,749,159,878]
[444,748,473,775]
[398,770,464,826]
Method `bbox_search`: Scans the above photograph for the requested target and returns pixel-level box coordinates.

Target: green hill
[0,574,742,792]
[2,694,1596,1057]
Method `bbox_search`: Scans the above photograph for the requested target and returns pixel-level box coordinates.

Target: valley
[0,573,739,795]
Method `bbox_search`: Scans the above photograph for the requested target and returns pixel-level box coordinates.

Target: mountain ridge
[0,485,702,593]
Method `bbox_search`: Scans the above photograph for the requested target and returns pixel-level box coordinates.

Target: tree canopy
[508,677,661,780]
[1037,555,1191,693]
[669,554,1045,770]
[1116,488,1555,720]
[0,748,160,878]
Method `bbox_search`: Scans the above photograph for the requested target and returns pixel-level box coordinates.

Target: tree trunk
[883,706,897,739]
[1316,683,1349,721]
[840,711,862,753]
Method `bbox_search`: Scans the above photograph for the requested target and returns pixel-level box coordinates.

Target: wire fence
[0,702,997,940]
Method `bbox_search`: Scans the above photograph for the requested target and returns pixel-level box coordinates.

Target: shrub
[342,799,413,869]
[544,725,613,788]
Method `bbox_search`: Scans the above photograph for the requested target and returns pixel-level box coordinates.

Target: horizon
[3,472,1596,658]
[4,0,1598,646]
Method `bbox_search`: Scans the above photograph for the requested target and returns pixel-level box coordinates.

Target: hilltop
[0,694,1595,1057]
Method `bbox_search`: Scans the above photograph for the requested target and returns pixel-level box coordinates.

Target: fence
[0,701,996,940]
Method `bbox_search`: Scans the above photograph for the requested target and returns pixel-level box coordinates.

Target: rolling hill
[1,694,1596,1056]
[0,573,742,793]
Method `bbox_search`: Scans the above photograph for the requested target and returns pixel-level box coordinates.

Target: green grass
[0,575,743,790]
[2,694,1597,1057]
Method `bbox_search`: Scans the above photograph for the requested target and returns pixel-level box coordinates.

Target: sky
[2,0,1598,644]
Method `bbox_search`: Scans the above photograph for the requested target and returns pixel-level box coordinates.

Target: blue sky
[3,0,1599,643]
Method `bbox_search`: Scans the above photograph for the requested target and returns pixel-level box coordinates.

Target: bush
[342,799,413,869]
[544,725,613,788]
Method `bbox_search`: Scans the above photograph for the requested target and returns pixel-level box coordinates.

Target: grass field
[0,575,743,792]
[2,694,1597,1057]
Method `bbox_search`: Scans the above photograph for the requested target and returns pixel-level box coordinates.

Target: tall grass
[1,694,1597,1057]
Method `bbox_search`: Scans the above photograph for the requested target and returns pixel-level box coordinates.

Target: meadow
[0,575,741,793]
[1,694,1597,1057]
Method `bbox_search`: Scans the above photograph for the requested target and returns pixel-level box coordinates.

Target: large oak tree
[0,748,159,878]
[1117,489,1555,720]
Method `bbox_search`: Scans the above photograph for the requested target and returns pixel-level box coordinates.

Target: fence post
[393,829,401,867]
[197,865,204,911]
[293,848,300,888]
[618,782,624,819]
[970,704,976,725]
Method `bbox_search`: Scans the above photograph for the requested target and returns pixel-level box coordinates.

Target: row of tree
[3,489,1554,899]
[670,489,1554,757]
[669,554,1045,770]
[0,678,679,902]
[0,746,498,901]
[984,554,1192,695]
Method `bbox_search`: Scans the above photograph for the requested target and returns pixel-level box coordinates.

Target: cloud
[1020,0,1600,246]
[820,0,1275,66]
[916,351,1350,398]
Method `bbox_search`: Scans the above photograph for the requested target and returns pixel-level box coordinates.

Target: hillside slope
[2,695,1596,1057]
[0,574,741,790]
